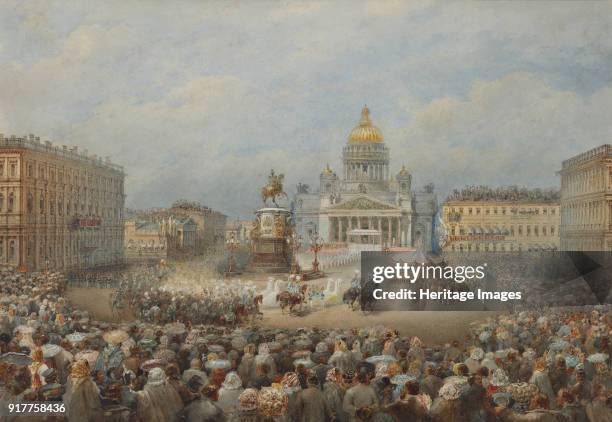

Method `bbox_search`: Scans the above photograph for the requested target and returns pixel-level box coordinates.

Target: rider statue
[261,169,288,207]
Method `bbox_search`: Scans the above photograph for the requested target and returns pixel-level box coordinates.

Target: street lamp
[287,232,302,275]
[225,233,240,276]
[309,232,323,273]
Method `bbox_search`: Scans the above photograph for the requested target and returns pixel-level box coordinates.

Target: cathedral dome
[348,106,384,143]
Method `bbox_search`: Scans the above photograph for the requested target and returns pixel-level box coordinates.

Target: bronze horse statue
[261,169,288,207]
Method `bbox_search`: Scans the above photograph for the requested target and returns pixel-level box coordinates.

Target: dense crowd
[446,185,560,203]
[0,268,611,422]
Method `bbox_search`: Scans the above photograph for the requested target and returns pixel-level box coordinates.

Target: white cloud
[387,72,612,198]
[1,1,611,217]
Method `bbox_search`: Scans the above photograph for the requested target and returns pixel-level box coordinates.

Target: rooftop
[561,144,612,170]
[0,133,124,174]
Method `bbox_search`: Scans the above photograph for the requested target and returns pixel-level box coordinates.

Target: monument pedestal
[248,208,292,273]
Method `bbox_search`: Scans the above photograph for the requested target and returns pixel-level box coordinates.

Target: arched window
[9,240,15,259]
[7,193,14,212]
[40,193,45,214]
[0,194,4,211]
[27,193,33,214]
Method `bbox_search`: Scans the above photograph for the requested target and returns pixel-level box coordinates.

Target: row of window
[451,225,557,237]
[561,167,606,195]
[449,243,557,252]
[447,206,557,216]
[24,161,122,192]
[23,192,121,219]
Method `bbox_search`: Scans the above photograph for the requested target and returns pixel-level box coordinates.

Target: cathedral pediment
[330,196,397,210]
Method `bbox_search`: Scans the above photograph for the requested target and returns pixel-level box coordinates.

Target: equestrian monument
[248,170,292,273]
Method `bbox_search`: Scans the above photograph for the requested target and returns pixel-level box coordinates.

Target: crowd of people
[0,267,611,421]
[446,185,560,203]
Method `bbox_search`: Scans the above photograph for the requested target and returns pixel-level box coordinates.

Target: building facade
[225,219,252,244]
[0,134,125,271]
[293,106,437,251]
[124,217,196,261]
[559,144,612,251]
[442,187,560,252]
[131,200,227,254]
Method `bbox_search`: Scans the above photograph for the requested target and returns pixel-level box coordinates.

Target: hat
[258,387,288,417]
[74,350,99,368]
[103,330,129,345]
[470,348,484,361]
[70,360,90,379]
[587,353,609,364]
[439,382,464,401]
[281,372,301,392]
[147,367,167,386]
[490,369,510,387]
[221,372,243,390]
[507,382,538,405]
[66,332,86,344]
[239,388,259,411]
[42,344,62,358]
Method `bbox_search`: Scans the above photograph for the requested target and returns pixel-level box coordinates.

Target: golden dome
[398,165,410,177]
[348,105,384,143]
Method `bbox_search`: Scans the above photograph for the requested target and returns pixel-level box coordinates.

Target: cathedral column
[387,217,392,245]
[334,217,339,242]
[397,218,402,247]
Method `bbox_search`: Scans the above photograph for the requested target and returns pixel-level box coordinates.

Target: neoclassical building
[442,190,560,252]
[559,144,612,251]
[293,106,437,251]
[0,134,125,271]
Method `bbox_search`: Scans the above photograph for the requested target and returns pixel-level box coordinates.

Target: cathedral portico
[293,106,436,251]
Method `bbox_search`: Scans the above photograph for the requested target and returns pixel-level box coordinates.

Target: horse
[261,173,288,207]
[276,285,307,314]
[343,287,361,310]
[253,294,263,316]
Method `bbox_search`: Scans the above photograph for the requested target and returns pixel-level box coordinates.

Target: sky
[1,0,611,219]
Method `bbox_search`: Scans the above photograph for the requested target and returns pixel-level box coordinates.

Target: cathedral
[292,106,437,251]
